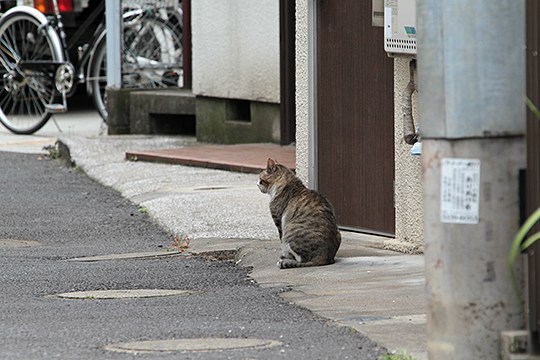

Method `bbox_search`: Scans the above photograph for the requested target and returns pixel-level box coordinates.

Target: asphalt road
[0,151,386,359]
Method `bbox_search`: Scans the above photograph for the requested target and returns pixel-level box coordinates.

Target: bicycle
[0,0,183,134]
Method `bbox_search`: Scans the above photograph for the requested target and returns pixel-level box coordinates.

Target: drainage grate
[105,338,282,354]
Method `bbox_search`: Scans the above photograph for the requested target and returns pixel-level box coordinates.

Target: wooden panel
[279,0,296,145]
[316,0,395,235]
[526,0,540,353]
[182,0,192,89]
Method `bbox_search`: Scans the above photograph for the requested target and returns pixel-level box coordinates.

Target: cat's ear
[267,158,276,169]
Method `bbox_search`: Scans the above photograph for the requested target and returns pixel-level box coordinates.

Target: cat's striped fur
[258,158,341,269]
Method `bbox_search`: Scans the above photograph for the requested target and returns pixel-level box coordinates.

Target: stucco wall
[385,58,424,253]
[191,0,280,103]
[295,0,309,184]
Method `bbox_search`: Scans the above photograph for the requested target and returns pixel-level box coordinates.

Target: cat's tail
[278,256,334,269]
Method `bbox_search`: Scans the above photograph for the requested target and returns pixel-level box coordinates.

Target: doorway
[315,0,395,235]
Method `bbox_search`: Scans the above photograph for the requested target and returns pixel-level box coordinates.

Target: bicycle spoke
[0,34,20,65]
[22,88,34,117]
[13,18,22,59]
[28,86,45,117]
[0,90,13,114]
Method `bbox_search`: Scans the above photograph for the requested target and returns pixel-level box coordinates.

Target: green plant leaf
[508,207,540,310]
[521,231,540,252]
[380,352,416,360]
[526,97,540,120]
[509,207,540,267]
[138,206,148,214]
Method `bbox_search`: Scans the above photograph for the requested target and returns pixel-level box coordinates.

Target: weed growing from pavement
[137,206,148,214]
[171,234,190,252]
[380,350,416,360]
[43,144,62,159]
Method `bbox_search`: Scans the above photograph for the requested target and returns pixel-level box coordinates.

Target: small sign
[440,158,481,224]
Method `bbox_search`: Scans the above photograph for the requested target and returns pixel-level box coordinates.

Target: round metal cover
[56,289,196,300]
[106,338,282,354]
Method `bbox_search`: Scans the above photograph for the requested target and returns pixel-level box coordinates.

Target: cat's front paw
[277,259,285,269]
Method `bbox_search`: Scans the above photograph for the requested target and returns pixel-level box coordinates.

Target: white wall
[191,0,280,103]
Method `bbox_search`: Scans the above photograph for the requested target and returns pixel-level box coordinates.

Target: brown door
[316,0,395,235]
[181,0,192,88]
[279,0,296,145]
[526,0,540,353]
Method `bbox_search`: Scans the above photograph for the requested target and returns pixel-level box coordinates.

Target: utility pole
[417,1,526,359]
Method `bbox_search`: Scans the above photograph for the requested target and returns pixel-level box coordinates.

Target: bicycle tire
[0,7,64,134]
[88,15,182,121]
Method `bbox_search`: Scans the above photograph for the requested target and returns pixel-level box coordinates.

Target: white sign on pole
[440,158,481,224]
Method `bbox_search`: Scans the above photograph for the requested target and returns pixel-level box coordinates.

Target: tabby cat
[257,158,341,269]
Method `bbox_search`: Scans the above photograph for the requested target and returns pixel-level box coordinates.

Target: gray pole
[418,0,526,359]
[105,0,122,89]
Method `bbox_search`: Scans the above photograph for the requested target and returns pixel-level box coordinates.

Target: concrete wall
[295,0,309,185]
[294,1,424,253]
[191,0,280,103]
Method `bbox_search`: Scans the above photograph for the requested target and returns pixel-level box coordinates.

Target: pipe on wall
[403,59,418,145]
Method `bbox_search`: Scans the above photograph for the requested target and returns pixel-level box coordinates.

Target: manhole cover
[56,289,196,300]
[105,338,282,354]
[0,239,41,247]
[67,251,182,262]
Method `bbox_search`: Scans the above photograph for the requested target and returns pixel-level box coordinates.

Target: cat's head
[257,158,291,195]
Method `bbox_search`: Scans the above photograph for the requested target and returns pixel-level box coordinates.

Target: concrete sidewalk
[0,113,426,359]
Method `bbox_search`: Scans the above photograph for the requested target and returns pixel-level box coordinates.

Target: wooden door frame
[279,0,296,145]
[526,0,540,352]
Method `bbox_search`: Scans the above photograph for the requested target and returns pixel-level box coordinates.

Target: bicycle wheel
[0,7,64,134]
[87,37,108,120]
[88,16,182,121]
